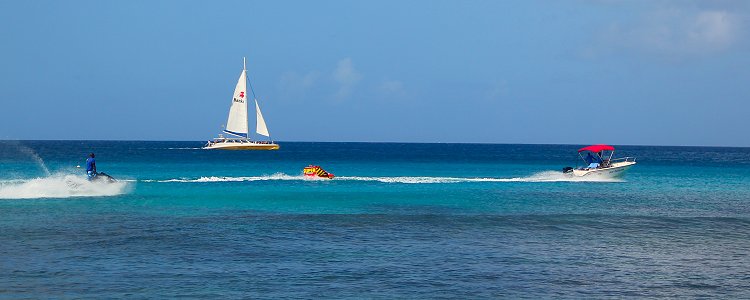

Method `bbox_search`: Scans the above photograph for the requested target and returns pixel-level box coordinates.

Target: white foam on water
[143,173,300,183]
[144,171,622,184]
[502,171,624,183]
[339,171,622,183]
[0,174,132,199]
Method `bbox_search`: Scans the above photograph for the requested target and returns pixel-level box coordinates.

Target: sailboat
[204,58,279,150]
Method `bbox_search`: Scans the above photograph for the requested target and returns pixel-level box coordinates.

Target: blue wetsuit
[86,157,96,180]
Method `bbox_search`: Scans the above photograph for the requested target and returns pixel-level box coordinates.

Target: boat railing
[205,138,276,147]
[609,157,636,164]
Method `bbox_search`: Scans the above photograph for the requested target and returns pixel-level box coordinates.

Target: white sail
[255,99,270,137]
[224,69,249,137]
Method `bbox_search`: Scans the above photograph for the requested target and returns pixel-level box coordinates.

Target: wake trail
[142,171,623,184]
[0,174,132,199]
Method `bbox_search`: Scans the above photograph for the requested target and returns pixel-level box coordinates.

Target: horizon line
[1,139,748,149]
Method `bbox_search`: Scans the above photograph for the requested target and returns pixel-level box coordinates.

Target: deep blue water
[1,141,749,298]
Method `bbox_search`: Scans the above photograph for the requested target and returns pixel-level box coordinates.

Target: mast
[242,56,250,140]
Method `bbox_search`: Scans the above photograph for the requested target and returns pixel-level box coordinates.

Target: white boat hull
[203,141,279,150]
[571,161,636,177]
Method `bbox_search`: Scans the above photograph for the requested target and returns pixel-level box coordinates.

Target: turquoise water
[1,141,749,298]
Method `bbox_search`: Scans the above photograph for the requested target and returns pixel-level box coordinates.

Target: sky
[1,0,748,146]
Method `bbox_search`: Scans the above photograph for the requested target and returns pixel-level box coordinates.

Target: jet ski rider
[86,153,97,180]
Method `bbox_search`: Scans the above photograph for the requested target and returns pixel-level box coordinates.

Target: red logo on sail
[239,92,245,98]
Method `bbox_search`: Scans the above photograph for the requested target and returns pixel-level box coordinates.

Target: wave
[143,171,622,184]
[0,174,131,199]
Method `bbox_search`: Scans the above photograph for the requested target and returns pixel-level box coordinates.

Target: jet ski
[303,165,335,179]
[91,172,117,183]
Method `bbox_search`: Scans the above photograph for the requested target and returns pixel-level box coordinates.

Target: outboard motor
[562,166,574,174]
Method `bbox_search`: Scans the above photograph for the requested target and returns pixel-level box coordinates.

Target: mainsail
[224,69,249,137]
[255,99,270,137]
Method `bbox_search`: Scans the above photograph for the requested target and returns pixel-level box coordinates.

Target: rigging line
[244,60,273,141]
[244,60,259,100]
[247,76,259,100]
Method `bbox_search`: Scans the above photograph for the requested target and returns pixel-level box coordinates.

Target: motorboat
[303,165,335,179]
[563,144,636,177]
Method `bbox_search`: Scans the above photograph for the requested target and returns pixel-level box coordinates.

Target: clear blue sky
[1,1,748,146]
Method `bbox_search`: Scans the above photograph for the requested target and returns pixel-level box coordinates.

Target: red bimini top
[578,144,615,153]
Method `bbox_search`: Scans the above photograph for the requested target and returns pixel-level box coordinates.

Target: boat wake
[143,173,301,183]
[144,171,623,184]
[0,174,131,199]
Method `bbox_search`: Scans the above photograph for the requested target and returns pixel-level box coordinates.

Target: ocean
[1,141,749,298]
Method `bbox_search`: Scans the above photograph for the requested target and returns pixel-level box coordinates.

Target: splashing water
[17,144,51,176]
[0,141,51,177]
[0,174,131,199]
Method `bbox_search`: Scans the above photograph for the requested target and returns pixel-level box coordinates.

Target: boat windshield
[579,150,615,167]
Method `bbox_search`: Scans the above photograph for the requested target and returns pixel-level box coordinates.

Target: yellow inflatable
[303,165,335,179]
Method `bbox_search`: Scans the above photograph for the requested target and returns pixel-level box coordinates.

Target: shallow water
[1,141,749,298]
